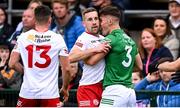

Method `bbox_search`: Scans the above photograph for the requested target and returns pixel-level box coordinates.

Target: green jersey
[103,29,138,88]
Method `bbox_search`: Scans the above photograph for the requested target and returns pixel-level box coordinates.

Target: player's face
[100,15,110,36]
[153,19,167,37]
[22,10,35,29]
[168,2,180,18]
[83,11,100,35]
[52,3,68,19]
[141,30,156,50]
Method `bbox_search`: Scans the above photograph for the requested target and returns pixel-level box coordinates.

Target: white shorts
[99,85,136,107]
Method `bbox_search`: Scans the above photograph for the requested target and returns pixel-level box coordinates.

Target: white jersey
[13,29,68,99]
[74,32,105,86]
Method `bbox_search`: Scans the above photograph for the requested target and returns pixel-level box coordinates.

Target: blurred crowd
[0,0,179,107]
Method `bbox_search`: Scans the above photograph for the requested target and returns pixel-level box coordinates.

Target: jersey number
[26,45,51,68]
[122,45,132,67]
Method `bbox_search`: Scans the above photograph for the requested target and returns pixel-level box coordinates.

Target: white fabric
[13,29,68,99]
[74,32,105,86]
[99,85,136,107]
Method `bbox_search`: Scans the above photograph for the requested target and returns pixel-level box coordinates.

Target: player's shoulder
[46,30,63,39]
[77,32,88,39]
[18,29,34,40]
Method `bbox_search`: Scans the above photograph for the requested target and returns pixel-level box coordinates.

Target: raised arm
[158,58,180,72]
[8,52,24,74]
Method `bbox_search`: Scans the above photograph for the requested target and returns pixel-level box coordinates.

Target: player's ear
[82,21,86,28]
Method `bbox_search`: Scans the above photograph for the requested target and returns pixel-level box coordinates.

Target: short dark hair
[82,7,97,20]
[99,6,121,19]
[34,5,51,24]
[0,42,11,51]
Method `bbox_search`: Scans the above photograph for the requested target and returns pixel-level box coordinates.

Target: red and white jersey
[13,29,68,99]
[74,32,105,86]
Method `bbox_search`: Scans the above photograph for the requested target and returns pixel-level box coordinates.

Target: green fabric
[103,29,138,88]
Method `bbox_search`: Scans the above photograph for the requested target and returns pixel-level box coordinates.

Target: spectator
[167,0,180,57]
[153,16,179,59]
[8,5,71,107]
[8,9,35,49]
[90,0,124,28]
[138,28,173,77]
[132,72,149,107]
[0,42,22,90]
[11,0,42,34]
[0,7,14,43]
[135,71,180,107]
[51,0,85,52]
[51,0,85,92]
[132,71,143,86]
[8,0,42,48]
[67,0,86,16]
[167,0,180,39]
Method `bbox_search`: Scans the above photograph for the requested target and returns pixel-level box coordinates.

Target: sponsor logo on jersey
[27,34,35,41]
[27,34,52,43]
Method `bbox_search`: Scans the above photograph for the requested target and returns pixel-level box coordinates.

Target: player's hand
[172,72,180,83]
[59,87,69,102]
[148,57,173,74]
[95,42,111,53]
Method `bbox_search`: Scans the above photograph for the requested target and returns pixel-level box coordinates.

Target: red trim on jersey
[85,31,99,37]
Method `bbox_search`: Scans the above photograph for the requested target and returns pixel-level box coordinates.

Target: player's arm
[158,58,180,72]
[8,52,24,73]
[84,52,107,65]
[69,43,110,63]
[133,53,143,71]
[69,46,97,63]
[59,56,71,102]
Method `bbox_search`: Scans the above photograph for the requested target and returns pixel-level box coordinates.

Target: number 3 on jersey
[122,45,132,67]
[26,45,51,68]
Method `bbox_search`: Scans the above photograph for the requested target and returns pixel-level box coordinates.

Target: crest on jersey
[75,42,83,48]
[27,34,35,41]
[63,48,68,54]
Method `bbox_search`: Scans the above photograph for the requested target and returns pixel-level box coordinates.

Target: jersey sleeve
[73,36,87,51]
[12,34,22,53]
[58,36,69,56]
[106,34,116,47]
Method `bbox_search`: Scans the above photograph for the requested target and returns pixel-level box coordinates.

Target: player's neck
[109,24,120,33]
[35,25,49,32]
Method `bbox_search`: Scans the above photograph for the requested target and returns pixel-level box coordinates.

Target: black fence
[0,89,179,107]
